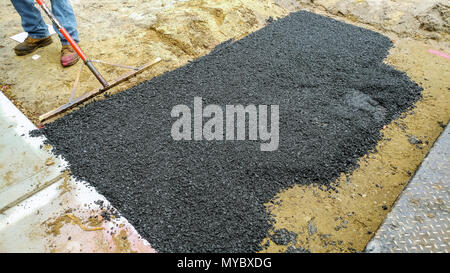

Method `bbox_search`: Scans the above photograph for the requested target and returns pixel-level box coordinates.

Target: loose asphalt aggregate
[33,11,422,252]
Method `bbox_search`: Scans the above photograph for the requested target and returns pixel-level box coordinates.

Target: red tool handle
[35,0,108,87]
[35,0,86,61]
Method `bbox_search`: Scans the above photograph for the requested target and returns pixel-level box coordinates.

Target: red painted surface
[428,49,450,60]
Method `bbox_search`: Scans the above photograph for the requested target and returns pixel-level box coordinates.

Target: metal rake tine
[69,62,84,103]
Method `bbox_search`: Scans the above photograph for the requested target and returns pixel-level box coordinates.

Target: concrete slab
[0,91,155,253]
[0,91,66,210]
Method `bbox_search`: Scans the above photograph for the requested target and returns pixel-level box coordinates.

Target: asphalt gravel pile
[34,11,422,252]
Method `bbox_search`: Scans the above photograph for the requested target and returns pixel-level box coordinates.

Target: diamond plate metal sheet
[366,125,450,253]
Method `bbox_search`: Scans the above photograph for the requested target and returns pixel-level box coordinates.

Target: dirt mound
[279,0,450,40]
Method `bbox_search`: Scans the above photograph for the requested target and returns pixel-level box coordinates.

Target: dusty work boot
[60,45,80,67]
[14,36,53,56]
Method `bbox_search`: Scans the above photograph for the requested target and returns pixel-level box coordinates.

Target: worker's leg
[50,0,80,45]
[10,0,53,56]
[10,0,50,39]
[50,0,80,67]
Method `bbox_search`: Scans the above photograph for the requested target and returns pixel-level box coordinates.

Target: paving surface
[33,11,422,252]
[1,0,448,124]
[366,125,449,253]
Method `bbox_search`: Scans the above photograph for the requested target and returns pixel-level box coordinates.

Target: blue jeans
[11,0,79,45]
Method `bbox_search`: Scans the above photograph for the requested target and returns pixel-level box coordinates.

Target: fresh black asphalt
[34,11,422,252]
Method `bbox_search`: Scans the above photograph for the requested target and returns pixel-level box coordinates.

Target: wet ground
[0,91,153,253]
[1,0,449,252]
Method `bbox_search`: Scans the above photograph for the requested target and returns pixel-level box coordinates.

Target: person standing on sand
[10,0,80,67]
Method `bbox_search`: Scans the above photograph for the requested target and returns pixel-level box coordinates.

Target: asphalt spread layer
[34,11,422,252]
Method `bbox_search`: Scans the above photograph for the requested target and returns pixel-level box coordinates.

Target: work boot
[14,36,53,56]
[60,45,80,67]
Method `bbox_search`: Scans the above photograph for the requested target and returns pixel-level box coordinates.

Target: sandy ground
[0,0,449,252]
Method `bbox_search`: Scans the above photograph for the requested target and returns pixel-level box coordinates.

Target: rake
[35,0,161,123]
